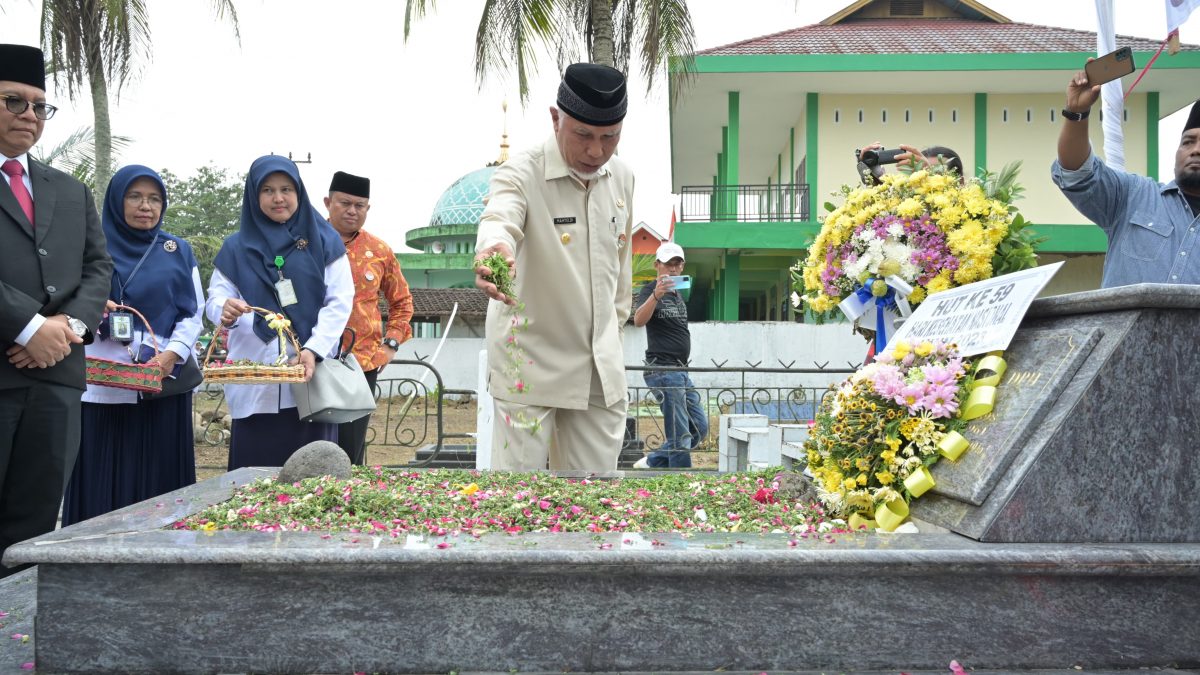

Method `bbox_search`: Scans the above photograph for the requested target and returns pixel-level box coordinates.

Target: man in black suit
[0,44,112,576]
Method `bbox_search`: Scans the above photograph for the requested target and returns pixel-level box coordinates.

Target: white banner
[1168,0,1200,34]
[885,262,1063,357]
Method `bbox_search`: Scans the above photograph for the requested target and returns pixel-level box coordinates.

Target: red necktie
[2,159,35,227]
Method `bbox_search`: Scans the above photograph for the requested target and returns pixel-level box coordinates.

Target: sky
[1,0,1196,252]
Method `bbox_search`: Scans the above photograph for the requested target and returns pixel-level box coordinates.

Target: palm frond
[33,125,133,191]
[403,0,437,41]
[635,0,695,95]
[474,0,564,104]
[208,0,241,43]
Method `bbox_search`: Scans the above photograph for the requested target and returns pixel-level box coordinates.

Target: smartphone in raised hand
[1085,47,1135,86]
[667,275,691,291]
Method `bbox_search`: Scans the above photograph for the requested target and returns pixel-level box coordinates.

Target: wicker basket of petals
[84,304,165,394]
[202,307,306,384]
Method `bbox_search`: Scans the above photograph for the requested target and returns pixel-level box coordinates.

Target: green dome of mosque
[428,166,498,227]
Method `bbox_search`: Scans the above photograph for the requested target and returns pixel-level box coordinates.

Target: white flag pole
[1095,0,1126,172]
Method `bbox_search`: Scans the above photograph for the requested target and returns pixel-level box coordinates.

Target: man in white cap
[473,62,634,471]
[0,44,111,575]
[631,241,707,468]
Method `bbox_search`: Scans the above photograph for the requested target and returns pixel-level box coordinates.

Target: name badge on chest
[275,278,299,307]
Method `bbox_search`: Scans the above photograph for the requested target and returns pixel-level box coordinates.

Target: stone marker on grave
[914,284,1200,543]
[276,440,352,483]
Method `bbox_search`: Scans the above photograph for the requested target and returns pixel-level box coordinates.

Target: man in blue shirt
[1052,64,1200,288]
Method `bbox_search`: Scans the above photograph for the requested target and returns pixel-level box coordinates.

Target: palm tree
[38,0,239,202]
[403,0,696,104]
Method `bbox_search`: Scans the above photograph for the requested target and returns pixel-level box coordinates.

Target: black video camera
[855,147,903,167]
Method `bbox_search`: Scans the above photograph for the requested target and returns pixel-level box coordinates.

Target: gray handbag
[291,329,377,424]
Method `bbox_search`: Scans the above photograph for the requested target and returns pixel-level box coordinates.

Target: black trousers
[0,382,81,578]
[337,367,379,465]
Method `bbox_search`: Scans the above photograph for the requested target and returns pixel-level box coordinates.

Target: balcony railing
[680,183,810,223]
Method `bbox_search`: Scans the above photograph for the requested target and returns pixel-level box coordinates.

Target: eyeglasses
[1,95,58,120]
[124,193,164,208]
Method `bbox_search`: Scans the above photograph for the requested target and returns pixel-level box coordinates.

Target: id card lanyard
[114,231,161,306]
[111,231,161,350]
[273,254,299,307]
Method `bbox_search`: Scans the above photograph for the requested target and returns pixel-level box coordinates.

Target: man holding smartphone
[1052,60,1200,288]
[632,241,708,468]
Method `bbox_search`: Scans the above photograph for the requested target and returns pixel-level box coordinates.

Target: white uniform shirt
[82,267,206,404]
[476,135,635,410]
[204,257,353,419]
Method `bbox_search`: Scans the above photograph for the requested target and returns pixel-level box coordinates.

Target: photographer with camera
[631,242,708,469]
[856,142,963,186]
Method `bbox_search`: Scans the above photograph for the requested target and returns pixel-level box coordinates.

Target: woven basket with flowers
[84,304,164,394]
[202,307,306,384]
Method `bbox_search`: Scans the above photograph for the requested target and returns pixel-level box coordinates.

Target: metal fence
[195,359,856,464]
[679,184,810,223]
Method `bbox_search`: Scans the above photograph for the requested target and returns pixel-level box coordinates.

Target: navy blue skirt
[227,408,337,471]
[62,393,196,527]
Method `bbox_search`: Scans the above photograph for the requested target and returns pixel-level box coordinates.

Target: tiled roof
[698,20,1198,56]
[409,287,490,319]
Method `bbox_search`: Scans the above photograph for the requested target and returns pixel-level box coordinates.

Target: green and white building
[668,0,1200,321]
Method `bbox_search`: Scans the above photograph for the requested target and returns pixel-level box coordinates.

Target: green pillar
[710,174,718,222]
[776,153,783,220]
[1147,92,1160,181]
[726,92,740,219]
[974,93,987,179]
[789,127,796,219]
[718,131,728,220]
[720,253,740,322]
[805,93,819,222]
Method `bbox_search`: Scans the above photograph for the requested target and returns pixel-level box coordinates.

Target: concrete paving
[0,568,36,675]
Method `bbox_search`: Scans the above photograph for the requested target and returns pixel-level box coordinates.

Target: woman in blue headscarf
[206,155,352,470]
[61,165,205,525]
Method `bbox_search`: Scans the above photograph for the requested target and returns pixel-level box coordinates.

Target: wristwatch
[1061,108,1090,122]
[382,337,400,351]
[63,315,87,338]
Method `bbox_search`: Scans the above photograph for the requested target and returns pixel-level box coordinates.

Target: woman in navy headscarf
[62,165,205,525]
[206,155,352,470]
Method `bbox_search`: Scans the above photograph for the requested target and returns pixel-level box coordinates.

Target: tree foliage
[403,0,696,104]
[159,164,244,289]
[39,0,239,202]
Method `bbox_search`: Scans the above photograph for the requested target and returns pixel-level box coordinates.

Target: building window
[905,109,911,123]
[882,109,888,123]
[1002,108,1008,123]
[834,109,840,123]
[928,109,934,123]
[952,109,958,123]
[1026,108,1032,123]
[858,109,864,124]
[1124,109,1129,122]
[1050,108,1056,122]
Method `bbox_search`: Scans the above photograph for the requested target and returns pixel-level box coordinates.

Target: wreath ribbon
[837,274,914,355]
[869,351,1008,530]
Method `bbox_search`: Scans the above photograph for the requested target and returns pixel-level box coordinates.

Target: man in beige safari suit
[474,63,634,471]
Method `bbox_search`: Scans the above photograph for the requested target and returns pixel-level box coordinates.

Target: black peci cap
[0,44,47,91]
[556,63,628,126]
[329,171,370,199]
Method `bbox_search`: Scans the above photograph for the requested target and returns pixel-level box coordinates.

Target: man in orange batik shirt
[324,171,413,464]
